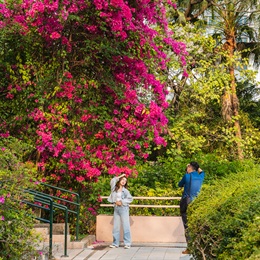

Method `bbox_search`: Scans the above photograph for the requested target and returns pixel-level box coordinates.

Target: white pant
[112,206,131,246]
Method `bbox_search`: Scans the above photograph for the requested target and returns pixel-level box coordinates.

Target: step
[34,237,96,259]
[34,223,70,234]
[34,230,95,249]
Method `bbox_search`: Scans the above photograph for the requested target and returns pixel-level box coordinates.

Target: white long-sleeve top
[107,177,133,206]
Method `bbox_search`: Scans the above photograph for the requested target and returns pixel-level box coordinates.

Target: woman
[107,173,133,249]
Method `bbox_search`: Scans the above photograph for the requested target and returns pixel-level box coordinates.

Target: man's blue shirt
[178,171,205,201]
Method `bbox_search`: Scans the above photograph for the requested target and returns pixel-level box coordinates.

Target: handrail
[40,183,80,240]
[27,189,78,214]
[22,197,54,258]
[25,190,70,257]
[100,196,181,208]
[1,181,79,257]
[100,204,180,208]
[101,196,182,200]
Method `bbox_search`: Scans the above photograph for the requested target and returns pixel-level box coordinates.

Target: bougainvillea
[0,0,187,186]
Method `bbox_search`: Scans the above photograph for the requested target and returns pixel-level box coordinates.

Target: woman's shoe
[124,245,131,249]
[182,249,190,254]
[109,244,118,248]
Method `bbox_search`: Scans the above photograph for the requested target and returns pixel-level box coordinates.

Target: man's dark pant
[180,197,191,242]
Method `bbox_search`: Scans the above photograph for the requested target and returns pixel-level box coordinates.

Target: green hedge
[188,165,260,259]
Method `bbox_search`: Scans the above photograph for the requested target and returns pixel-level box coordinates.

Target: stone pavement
[52,243,192,260]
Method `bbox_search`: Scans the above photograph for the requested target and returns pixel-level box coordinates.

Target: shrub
[188,164,260,259]
[0,137,41,259]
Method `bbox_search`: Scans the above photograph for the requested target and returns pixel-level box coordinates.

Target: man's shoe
[109,244,118,248]
[182,249,190,254]
[124,245,131,249]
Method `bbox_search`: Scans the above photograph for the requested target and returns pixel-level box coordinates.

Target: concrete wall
[96,215,186,243]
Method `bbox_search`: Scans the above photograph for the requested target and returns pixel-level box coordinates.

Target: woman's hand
[115,201,122,206]
[118,173,126,178]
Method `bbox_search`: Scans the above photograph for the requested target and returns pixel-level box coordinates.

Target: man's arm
[198,168,205,181]
[178,175,186,187]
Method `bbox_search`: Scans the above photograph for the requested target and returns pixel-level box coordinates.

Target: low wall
[96,215,186,243]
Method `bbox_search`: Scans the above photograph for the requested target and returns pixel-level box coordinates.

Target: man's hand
[198,168,203,173]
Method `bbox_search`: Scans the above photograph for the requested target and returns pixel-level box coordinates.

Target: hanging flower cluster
[0,0,187,185]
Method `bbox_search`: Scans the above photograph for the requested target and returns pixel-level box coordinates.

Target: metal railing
[24,191,70,257]
[22,197,54,258]
[24,183,80,258]
[0,180,80,258]
[100,196,181,208]
[40,183,80,240]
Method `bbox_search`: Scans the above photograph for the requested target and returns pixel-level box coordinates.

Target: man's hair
[189,161,199,171]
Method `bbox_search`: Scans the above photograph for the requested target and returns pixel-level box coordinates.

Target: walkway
[52,243,192,260]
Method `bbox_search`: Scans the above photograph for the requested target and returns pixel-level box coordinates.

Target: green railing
[24,183,80,258]
[40,183,80,240]
[24,191,70,257]
[22,197,54,257]
[1,180,80,258]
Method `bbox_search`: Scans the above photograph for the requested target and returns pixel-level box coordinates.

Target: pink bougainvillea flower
[0,132,10,138]
[50,32,61,39]
[134,143,141,150]
[0,196,5,204]
[76,176,85,182]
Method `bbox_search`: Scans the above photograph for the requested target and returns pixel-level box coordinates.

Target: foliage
[237,80,260,129]
[168,1,260,161]
[0,137,42,260]
[188,164,260,259]
[162,18,260,161]
[0,0,189,237]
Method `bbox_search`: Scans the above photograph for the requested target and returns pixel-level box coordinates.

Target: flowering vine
[0,0,187,185]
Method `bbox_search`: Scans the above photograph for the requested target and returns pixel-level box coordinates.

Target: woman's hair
[114,176,128,192]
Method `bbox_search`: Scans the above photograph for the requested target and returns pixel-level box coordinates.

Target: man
[178,161,205,255]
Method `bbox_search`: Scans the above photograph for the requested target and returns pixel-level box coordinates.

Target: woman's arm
[110,174,126,191]
[121,190,133,206]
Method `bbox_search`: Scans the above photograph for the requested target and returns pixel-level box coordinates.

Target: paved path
[52,243,192,260]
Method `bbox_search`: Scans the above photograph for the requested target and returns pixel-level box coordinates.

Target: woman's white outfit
[108,177,133,247]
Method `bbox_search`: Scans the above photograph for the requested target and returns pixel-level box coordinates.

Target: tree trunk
[229,65,244,160]
[222,34,244,159]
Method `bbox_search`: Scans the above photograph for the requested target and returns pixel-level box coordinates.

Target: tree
[172,0,260,160]
[213,0,259,159]
[163,23,234,158]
